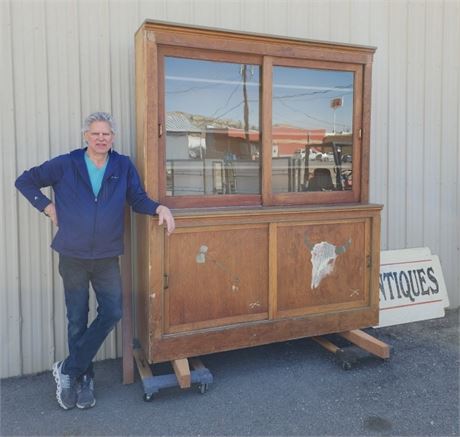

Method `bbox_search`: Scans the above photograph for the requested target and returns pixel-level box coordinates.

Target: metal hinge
[164,274,169,289]
[358,128,363,139]
[367,255,372,268]
[159,122,163,137]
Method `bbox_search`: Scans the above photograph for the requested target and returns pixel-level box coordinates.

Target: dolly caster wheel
[199,383,209,394]
[143,393,154,402]
[342,361,352,371]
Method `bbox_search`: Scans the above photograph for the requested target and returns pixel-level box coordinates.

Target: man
[15,112,175,410]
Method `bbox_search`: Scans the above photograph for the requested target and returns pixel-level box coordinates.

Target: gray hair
[82,112,117,135]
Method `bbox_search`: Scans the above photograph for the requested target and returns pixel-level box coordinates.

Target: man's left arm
[155,204,175,236]
[126,160,175,235]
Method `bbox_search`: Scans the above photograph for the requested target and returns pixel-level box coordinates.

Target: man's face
[84,121,114,156]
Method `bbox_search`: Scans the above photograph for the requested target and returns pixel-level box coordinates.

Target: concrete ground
[1,309,458,437]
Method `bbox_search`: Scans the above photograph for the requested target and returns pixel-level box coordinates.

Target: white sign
[376,247,449,328]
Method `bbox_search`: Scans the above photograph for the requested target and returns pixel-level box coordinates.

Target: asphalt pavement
[1,309,458,437]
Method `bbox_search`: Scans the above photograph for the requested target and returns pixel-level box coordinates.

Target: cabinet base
[133,344,213,401]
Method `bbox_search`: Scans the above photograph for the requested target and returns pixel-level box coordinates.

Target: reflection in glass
[165,57,261,196]
[271,66,354,193]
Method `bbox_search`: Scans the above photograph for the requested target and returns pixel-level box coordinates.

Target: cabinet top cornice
[137,19,377,57]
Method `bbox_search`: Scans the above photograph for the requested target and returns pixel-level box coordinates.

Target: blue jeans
[58,255,123,379]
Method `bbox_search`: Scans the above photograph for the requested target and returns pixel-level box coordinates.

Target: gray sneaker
[52,361,77,410]
[76,375,96,409]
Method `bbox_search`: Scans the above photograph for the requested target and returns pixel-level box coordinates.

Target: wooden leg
[134,347,153,380]
[312,336,341,354]
[172,358,191,389]
[121,207,134,384]
[189,357,206,370]
[338,329,391,359]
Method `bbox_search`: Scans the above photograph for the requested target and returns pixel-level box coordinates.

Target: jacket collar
[70,148,120,186]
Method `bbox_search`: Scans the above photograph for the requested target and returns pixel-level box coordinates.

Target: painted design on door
[304,234,352,289]
[196,245,241,292]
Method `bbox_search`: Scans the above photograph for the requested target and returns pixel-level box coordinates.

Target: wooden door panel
[166,225,269,332]
[277,220,369,315]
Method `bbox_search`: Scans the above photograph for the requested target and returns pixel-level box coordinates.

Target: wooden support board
[337,329,391,359]
[311,336,341,354]
[313,329,390,363]
[172,358,191,388]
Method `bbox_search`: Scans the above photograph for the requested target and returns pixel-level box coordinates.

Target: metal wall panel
[44,0,82,370]
[217,0,241,29]
[424,2,444,255]
[369,0,390,246]
[406,1,425,249]
[1,0,458,378]
[0,0,22,379]
[10,0,55,376]
[440,0,460,313]
[387,1,408,249]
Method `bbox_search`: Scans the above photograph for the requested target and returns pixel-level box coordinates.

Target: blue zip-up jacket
[15,148,160,259]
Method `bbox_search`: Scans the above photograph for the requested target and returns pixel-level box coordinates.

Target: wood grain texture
[276,220,368,313]
[166,225,269,331]
[151,307,378,364]
[360,62,372,203]
[144,206,380,364]
[338,329,390,359]
[172,358,191,388]
[261,56,273,206]
[143,21,375,64]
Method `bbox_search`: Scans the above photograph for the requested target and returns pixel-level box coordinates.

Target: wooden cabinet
[134,21,382,364]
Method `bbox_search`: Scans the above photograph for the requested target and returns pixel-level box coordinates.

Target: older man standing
[15,112,175,410]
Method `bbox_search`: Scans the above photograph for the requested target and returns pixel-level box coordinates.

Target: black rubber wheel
[199,383,209,394]
[342,361,352,371]
[143,393,154,402]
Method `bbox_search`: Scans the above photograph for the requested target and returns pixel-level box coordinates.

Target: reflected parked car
[315,152,334,162]
[294,149,321,161]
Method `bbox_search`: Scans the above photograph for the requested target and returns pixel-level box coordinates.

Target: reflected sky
[273,66,353,131]
[165,57,260,129]
[165,56,354,132]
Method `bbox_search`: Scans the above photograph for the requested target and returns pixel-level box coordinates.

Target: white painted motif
[304,234,351,289]
[196,245,208,263]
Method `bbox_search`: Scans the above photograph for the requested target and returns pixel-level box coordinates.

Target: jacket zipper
[90,195,99,258]
[90,175,109,257]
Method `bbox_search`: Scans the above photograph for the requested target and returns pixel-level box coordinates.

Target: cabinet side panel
[370,211,381,312]
[135,214,150,354]
[135,28,149,354]
[135,28,147,182]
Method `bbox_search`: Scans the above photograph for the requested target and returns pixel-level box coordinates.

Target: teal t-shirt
[84,153,109,197]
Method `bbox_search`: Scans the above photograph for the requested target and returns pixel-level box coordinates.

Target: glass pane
[165,57,261,196]
[272,66,354,193]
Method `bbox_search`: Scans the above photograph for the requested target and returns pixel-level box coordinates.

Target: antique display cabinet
[134,21,382,369]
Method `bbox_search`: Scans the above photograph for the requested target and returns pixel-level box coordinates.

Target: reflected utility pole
[242,64,250,149]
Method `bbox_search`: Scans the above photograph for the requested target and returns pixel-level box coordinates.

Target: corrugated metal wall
[1,0,459,378]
